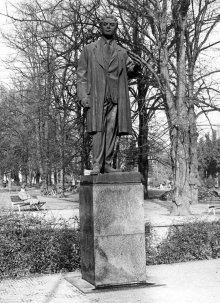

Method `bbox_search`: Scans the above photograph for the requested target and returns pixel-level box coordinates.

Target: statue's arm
[77,47,90,108]
[126,54,141,79]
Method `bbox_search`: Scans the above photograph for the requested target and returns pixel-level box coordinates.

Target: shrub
[0,211,80,278]
[1,212,220,278]
[146,220,220,265]
[145,222,157,265]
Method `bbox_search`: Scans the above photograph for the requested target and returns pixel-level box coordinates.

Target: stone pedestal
[79,172,146,288]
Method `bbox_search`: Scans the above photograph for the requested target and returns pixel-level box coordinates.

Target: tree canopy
[0,0,220,214]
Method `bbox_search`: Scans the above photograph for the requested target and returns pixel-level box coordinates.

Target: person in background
[18,183,40,205]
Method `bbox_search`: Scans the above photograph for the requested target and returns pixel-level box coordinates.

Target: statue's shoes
[104,165,121,173]
[90,164,100,175]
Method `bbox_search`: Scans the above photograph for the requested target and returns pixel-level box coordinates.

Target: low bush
[1,212,220,278]
[0,211,80,279]
[146,220,220,265]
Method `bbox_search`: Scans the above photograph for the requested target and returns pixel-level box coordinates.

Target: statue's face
[101,17,117,38]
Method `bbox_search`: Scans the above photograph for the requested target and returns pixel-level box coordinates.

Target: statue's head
[100,14,118,38]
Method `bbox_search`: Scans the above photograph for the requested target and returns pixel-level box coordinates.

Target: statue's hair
[100,14,118,25]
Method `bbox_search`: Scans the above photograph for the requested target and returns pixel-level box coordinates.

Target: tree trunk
[138,110,149,198]
[160,0,192,215]
[188,71,199,204]
[170,0,192,215]
[137,86,149,198]
[8,172,12,193]
[59,168,65,197]
[79,107,92,174]
[170,125,192,215]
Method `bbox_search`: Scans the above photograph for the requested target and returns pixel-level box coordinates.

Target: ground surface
[1,186,220,303]
[0,256,220,303]
[1,186,218,221]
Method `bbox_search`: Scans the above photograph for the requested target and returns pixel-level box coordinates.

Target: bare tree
[1,0,95,188]
[106,0,220,214]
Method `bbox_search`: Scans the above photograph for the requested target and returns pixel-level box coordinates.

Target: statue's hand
[81,96,90,108]
[126,57,141,79]
[127,62,142,79]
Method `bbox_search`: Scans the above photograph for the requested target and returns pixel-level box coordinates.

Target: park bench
[10,195,46,213]
[206,197,220,215]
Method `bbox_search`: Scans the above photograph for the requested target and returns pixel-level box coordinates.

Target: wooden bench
[206,197,220,215]
[10,195,46,213]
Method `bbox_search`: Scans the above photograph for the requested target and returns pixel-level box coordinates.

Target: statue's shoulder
[85,40,99,50]
[116,44,125,51]
[115,43,127,55]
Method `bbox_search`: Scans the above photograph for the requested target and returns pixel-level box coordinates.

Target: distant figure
[40,181,48,196]
[51,184,57,196]
[77,13,139,174]
[18,183,40,205]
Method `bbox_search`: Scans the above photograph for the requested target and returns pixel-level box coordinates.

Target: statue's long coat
[77,38,132,135]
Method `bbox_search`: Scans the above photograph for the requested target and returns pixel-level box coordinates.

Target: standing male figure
[77,14,137,174]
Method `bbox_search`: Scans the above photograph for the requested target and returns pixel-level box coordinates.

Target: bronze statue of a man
[77,14,136,174]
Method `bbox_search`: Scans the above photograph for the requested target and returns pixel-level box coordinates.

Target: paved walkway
[1,188,220,302]
[1,188,219,226]
[1,259,220,303]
